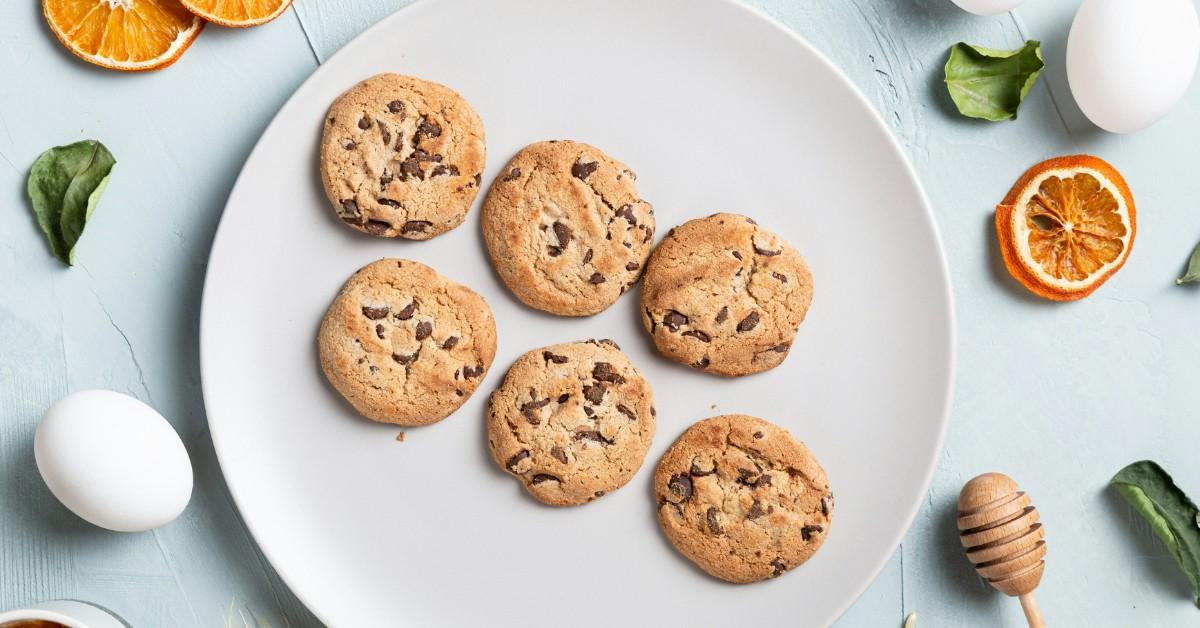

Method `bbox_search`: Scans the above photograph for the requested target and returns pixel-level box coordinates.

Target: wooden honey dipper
[957,473,1047,628]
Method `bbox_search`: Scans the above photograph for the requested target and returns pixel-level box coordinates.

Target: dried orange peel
[996,155,1136,301]
[180,0,292,28]
[43,0,204,72]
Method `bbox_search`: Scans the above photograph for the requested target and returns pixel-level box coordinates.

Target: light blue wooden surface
[3,0,1200,626]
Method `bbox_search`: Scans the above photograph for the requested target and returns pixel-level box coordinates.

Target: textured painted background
[3,0,1199,626]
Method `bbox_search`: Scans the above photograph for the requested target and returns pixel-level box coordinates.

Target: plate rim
[198,0,957,624]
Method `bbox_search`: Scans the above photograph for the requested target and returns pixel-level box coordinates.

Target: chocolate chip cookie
[640,213,813,376]
[481,140,655,316]
[654,415,833,583]
[487,339,656,506]
[320,73,486,240]
[318,259,497,425]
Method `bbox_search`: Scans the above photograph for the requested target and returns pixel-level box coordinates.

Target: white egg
[1068,0,1200,133]
[35,390,193,532]
[950,0,1024,16]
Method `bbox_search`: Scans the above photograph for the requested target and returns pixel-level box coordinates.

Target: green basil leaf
[1111,460,1200,607]
[944,40,1044,122]
[26,139,117,266]
[1177,240,1200,284]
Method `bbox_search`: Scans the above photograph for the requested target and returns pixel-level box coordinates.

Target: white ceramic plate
[200,1,955,625]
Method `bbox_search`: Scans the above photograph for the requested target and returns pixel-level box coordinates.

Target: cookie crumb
[396,431,406,442]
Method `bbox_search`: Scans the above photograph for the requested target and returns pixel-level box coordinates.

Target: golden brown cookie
[317,259,496,425]
[487,339,656,506]
[654,415,833,583]
[320,73,485,240]
[640,213,813,376]
[481,140,655,316]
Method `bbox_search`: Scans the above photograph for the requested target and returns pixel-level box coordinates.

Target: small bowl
[0,600,127,628]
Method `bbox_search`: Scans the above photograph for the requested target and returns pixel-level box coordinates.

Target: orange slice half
[180,0,292,27]
[43,0,204,72]
[996,155,1136,301]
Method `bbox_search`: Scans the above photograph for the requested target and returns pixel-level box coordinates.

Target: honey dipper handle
[1019,592,1045,628]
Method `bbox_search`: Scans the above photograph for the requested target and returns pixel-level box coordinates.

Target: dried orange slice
[180,0,292,27]
[43,0,204,72]
[996,155,1136,301]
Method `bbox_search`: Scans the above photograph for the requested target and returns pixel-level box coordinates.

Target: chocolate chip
[521,398,550,423]
[502,167,521,182]
[571,160,599,180]
[692,356,710,369]
[375,324,385,339]
[395,301,416,320]
[689,457,715,476]
[474,173,481,186]
[341,215,363,227]
[746,216,759,225]
[820,496,832,516]
[706,507,722,534]
[771,559,787,576]
[342,139,356,150]
[414,321,432,340]
[547,246,563,257]
[588,272,606,284]
[682,330,711,342]
[415,116,441,141]
[753,430,764,439]
[378,122,391,145]
[754,245,781,257]
[394,132,405,151]
[573,429,613,445]
[462,365,484,379]
[747,500,766,519]
[392,353,415,365]
[378,197,402,208]
[801,525,824,541]
[542,351,569,364]
[441,336,459,350]
[715,307,729,323]
[616,404,636,420]
[399,157,425,181]
[339,200,361,218]
[662,310,688,332]
[625,261,640,271]
[431,164,460,177]
[365,220,391,235]
[773,343,789,353]
[379,173,393,190]
[362,306,390,319]
[387,100,404,114]
[402,220,432,234]
[756,474,773,488]
[645,307,658,333]
[358,115,372,129]
[737,468,758,485]
[455,389,464,397]
[772,272,788,283]
[552,221,572,249]
[731,250,743,260]
[667,474,693,502]
[582,383,606,404]
[556,393,569,403]
[531,473,559,485]
[737,311,760,332]
[592,362,625,383]
[582,248,593,265]
[614,204,637,225]
[550,446,568,464]
[650,406,656,416]
[583,405,594,417]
